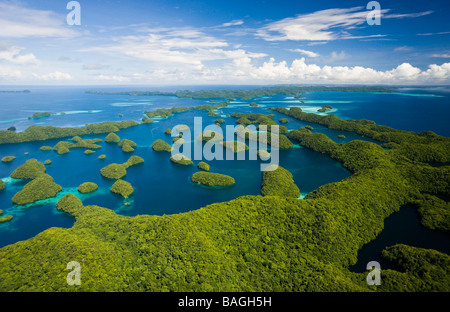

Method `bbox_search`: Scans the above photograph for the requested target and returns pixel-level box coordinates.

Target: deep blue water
[0,86,449,250]
[351,205,450,272]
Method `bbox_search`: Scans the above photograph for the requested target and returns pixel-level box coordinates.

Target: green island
[111,179,134,198]
[277,125,289,134]
[257,149,271,161]
[0,94,449,292]
[234,124,292,148]
[220,141,249,153]
[0,180,5,191]
[261,165,300,198]
[44,160,52,165]
[141,116,154,124]
[318,105,333,113]
[53,138,102,155]
[207,111,221,117]
[84,150,96,155]
[231,112,279,130]
[100,163,126,179]
[78,182,99,194]
[98,154,106,160]
[100,155,144,179]
[28,112,56,119]
[10,159,46,179]
[338,134,346,139]
[279,118,289,124]
[0,90,30,93]
[1,156,15,163]
[215,118,225,125]
[105,132,120,143]
[40,146,52,151]
[250,102,258,107]
[0,120,138,145]
[164,128,172,135]
[234,119,294,149]
[175,124,190,132]
[173,137,184,145]
[71,136,82,143]
[12,173,62,205]
[0,208,12,223]
[197,161,210,171]
[0,215,13,223]
[152,139,173,152]
[235,116,252,126]
[145,102,228,119]
[121,145,134,153]
[170,154,193,166]
[196,130,224,142]
[118,139,137,153]
[191,171,235,187]
[266,134,293,149]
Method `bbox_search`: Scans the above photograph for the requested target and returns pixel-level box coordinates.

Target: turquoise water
[0,86,449,248]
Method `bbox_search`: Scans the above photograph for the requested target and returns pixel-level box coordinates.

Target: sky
[0,0,450,85]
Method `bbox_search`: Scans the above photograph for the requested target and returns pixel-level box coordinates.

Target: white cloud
[0,42,38,64]
[32,71,73,81]
[95,74,130,82]
[94,57,450,85]
[290,49,320,58]
[383,11,432,19]
[58,56,82,63]
[82,28,266,69]
[221,20,244,27]
[0,66,22,80]
[238,58,450,84]
[257,7,432,41]
[394,46,413,52]
[430,53,450,58]
[257,7,380,41]
[417,31,450,36]
[83,63,110,70]
[328,51,347,62]
[0,3,79,39]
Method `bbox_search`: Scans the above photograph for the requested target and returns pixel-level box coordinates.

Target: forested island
[0,90,30,93]
[191,171,235,187]
[0,91,449,293]
[86,85,394,100]
[144,102,228,119]
[10,159,62,205]
[100,155,144,179]
[28,112,56,119]
[0,120,139,145]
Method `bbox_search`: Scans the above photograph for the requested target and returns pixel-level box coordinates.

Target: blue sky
[0,0,449,85]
